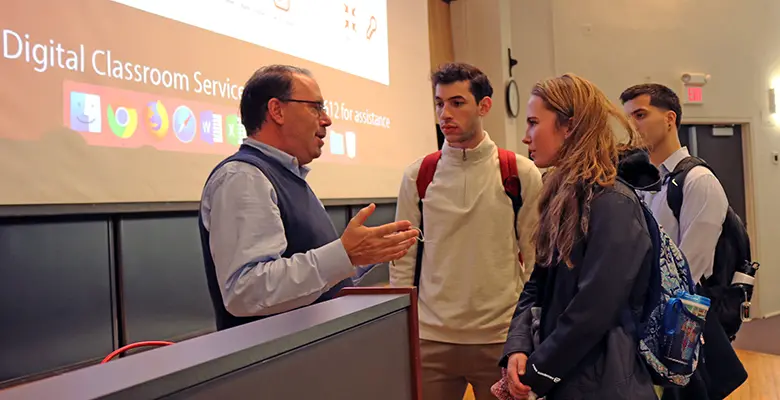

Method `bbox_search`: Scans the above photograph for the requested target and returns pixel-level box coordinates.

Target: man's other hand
[342,203,418,266]
[507,353,533,399]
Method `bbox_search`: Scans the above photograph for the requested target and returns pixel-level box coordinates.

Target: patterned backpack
[629,183,709,387]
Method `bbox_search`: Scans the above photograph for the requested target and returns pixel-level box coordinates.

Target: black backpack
[666,156,759,341]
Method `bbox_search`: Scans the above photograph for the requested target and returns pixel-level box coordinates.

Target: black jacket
[500,153,661,400]
[619,149,748,400]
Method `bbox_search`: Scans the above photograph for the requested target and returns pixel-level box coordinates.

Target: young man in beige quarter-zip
[390,62,543,400]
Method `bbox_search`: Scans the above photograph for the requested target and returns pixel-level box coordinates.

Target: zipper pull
[462,148,466,161]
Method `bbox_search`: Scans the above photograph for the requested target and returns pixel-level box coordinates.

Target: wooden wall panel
[427,0,454,124]
[428,0,455,72]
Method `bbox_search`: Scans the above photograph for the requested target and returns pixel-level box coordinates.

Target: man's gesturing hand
[341,203,418,266]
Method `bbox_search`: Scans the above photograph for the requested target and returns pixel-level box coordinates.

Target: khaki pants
[420,339,504,400]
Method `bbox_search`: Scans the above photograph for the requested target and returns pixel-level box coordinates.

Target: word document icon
[200,111,223,144]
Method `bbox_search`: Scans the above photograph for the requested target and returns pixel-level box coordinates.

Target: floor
[461,350,780,400]
[728,350,780,400]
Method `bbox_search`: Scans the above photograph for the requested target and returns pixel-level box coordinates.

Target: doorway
[678,124,748,225]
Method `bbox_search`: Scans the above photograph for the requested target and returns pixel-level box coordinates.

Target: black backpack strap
[413,199,425,287]
[665,156,712,222]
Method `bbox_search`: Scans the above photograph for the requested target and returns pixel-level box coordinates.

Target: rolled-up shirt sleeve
[202,162,354,317]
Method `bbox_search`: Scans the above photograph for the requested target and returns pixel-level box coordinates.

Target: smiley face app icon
[70,92,102,133]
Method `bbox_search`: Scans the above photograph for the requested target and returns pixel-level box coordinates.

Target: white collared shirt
[640,147,729,281]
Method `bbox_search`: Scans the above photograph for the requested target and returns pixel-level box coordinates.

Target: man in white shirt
[390,62,543,400]
[620,83,729,283]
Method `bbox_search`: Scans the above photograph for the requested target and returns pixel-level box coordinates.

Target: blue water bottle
[662,292,710,369]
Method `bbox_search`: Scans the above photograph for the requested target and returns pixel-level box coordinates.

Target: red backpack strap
[498,148,524,264]
[416,151,442,200]
[413,151,441,288]
[498,148,522,206]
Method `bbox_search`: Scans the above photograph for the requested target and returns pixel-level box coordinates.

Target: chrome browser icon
[107,105,138,139]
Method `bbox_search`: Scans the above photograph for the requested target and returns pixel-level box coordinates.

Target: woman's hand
[506,353,533,399]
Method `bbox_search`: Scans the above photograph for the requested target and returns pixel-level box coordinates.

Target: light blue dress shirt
[199,138,354,317]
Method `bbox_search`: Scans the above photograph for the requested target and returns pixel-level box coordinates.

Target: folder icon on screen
[330,131,345,155]
[345,131,356,159]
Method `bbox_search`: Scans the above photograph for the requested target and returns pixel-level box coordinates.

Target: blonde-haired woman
[499,74,659,400]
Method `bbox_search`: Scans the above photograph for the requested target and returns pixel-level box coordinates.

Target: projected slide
[111,0,390,85]
[0,0,434,205]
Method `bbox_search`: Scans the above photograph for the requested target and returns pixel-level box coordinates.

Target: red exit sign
[685,85,704,104]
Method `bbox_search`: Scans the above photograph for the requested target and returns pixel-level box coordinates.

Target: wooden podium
[337,286,422,400]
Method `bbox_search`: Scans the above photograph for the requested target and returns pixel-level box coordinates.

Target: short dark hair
[431,62,493,102]
[619,83,682,128]
[240,65,312,134]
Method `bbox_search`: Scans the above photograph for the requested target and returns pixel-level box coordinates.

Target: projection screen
[0,0,436,205]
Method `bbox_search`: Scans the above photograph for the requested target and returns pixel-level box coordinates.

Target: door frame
[680,119,756,242]
[681,118,761,316]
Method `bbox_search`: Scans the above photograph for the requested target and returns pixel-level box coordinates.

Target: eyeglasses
[279,98,326,115]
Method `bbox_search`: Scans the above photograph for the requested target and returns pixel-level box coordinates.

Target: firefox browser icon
[146,100,169,139]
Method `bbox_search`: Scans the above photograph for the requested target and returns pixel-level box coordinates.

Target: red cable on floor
[100,341,174,364]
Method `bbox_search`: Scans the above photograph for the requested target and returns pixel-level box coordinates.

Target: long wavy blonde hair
[532,73,641,268]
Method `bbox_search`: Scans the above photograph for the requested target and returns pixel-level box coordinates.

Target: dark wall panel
[0,202,397,385]
[349,203,397,227]
[119,214,215,343]
[325,206,348,236]
[0,218,114,382]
